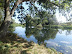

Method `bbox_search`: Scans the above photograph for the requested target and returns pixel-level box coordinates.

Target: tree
[0,8,4,25]
[0,0,31,36]
[0,0,72,36]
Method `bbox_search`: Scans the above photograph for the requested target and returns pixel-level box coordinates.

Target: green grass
[10,23,25,28]
[44,25,63,29]
[44,25,72,30]
[0,33,62,54]
[62,25,72,29]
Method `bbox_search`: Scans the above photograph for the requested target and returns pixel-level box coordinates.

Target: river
[14,26,72,54]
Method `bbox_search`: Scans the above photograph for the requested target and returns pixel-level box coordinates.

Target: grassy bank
[0,33,62,54]
[44,25,72,29]
[44,25,62,29]
[10,22,25,28]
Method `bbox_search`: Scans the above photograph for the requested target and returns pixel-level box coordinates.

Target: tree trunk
[0,15,11,37]
[0,0,11,37]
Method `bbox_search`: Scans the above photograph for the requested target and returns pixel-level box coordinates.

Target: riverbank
[0,33,62,54]
[44,25,72,29]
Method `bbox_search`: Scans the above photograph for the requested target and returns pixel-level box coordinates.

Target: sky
[55,10,67,23]
[12,1,72,23]
[56,10,72,23]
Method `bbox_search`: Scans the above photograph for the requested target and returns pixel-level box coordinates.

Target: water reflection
[14,27,72,54]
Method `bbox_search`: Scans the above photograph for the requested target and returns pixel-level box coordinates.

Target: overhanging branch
[47,1,60,7]
[10,0,30,16]
[51,2,60,7]
[10,0,22,16]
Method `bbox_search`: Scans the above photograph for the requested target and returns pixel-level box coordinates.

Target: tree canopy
[0,0,72,26]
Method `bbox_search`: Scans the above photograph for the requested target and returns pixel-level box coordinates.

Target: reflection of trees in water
[25,27,38,38]
[58,29,72,35]
[25,27,58,44]
[66,30,71,35]
[34,29,58,44]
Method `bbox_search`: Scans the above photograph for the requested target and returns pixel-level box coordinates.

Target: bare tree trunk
[0,0,11,36]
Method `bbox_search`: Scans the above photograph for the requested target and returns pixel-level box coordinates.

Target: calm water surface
[14,26,72,54]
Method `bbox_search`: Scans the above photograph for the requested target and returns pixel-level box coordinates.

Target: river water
[14,26,72,54]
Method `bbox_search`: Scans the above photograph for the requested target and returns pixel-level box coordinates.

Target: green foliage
[8,19,25,32]
[36,23,42,28]
[0,33,61,54]
[0,41,3,43]
[25,27,58,44]
[25,11,58,28]
[0,0,72,27]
